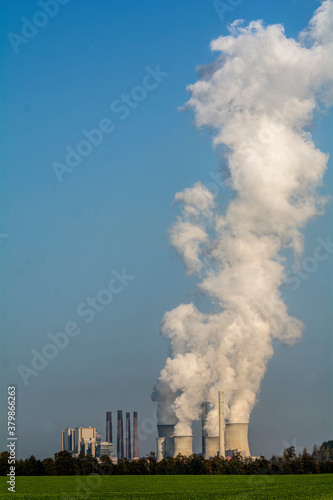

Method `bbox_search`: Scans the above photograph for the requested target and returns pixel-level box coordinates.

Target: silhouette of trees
[1,439,333,476]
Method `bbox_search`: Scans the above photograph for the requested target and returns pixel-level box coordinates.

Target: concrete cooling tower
[156,392,251,460]
[225,423,250,458]
[156,424,175,461]
[173,436,193,457]
[203,437,220,460]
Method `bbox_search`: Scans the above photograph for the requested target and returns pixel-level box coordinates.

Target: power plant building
[99,441,115,458]
[61,410,138,461]
[61,426,102,458]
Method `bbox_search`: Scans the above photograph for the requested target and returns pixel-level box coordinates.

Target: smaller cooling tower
[204,436,219,460]
[157,425,174,438]
[156,437,166,462]
[173,436,193,458]
[156,425,175,461]
[225,423,250,457]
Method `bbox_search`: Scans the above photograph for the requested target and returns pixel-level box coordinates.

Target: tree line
[1,441,332,476]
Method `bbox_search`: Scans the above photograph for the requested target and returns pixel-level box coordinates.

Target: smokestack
[117,410,124,460]
[106,411,112,444]
[202,402,208,456]
[225,423,250,457]
[173,436,193,458]
[126,412,131,460]
[133,411,139,459]
[218,392,225,458]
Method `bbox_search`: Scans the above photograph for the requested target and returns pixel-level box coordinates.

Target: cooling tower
[173,436,193,458]
[133,411,139,459]
[225,423,250,457]
[156,437,165,462]
[156,424,174,460]
[204,436,219,460]
[157,424,174,438]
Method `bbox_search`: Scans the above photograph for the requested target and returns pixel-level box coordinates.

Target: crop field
[1,474,333,499]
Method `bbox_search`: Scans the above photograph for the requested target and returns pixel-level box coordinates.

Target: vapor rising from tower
[152,1,333,437]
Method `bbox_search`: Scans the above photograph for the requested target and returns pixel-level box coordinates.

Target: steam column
[218,392,225,458]
[133,412,139,459]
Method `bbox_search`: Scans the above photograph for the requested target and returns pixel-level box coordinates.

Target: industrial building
[61,409,138,461]
[61,426,102,458]
[156,392,251,460]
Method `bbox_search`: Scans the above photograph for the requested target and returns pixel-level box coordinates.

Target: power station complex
[61,410,139,461]
[61,396,250,461]
[156,392,251,460]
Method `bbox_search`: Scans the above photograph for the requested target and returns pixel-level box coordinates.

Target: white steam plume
[152,1,333,437]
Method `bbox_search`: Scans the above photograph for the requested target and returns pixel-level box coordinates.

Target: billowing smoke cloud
[152,1,333,437]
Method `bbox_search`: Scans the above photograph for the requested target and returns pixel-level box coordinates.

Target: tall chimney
[126,412,131,460]
[133,411,139,459]
[202,402,208,456]
[117,410,124,460]
[106,411,112,443]
[218,392,225,458]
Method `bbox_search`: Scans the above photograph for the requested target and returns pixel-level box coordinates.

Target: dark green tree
[15,459,27,476]
[301,448,319,474]
[211,456,227,475]
[0,452,10,476]
[227,451,245,475]
[128,458,149,475]
[24,455,44,476]
[98,455,113,475]
[54,450,78,475]
[189,454,210,475]
[319,441,333,460]
[42,457,55,476]
[312,444,320,462]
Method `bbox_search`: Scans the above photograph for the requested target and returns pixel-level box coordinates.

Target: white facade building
[61,426,102,457]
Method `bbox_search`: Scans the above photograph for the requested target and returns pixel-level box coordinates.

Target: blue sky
[1,0,332,459]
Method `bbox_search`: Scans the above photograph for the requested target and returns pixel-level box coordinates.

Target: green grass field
[1,474,333,499]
